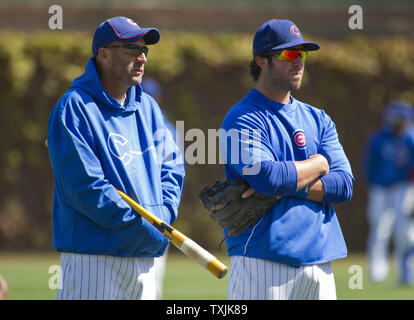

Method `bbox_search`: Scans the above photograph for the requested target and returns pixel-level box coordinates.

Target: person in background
[141,77,183,299]
[0,275,9,300]
[363,100,414,284]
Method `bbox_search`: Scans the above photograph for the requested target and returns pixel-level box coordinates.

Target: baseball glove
[199,178,280,238]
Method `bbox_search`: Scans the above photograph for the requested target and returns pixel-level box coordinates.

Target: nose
[292,55,304,67]
[137,52,147,63]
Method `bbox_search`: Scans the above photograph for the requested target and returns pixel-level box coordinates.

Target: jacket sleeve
[47,97,138,229]
[219,111,298,197]
[318,111,354,204]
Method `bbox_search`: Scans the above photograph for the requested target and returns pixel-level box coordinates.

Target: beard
[266,61,303,92]
[123,65,144,87]
[108,56,145,88]
[128,72,144,86]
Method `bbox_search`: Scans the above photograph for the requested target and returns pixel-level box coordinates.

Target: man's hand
[0,275,8,300]
[199,178,281,237]
[309,154,330,176]
[295,154,329,191]
[242,187,256,199]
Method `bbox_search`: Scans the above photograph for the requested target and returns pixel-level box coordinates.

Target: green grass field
[0,250,413,300]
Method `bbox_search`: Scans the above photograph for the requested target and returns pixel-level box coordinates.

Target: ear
[97,47,110,64]
[255,55,267,69]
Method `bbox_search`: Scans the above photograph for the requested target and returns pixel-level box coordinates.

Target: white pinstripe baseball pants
[57,253,156,300]
[227,256,337,300]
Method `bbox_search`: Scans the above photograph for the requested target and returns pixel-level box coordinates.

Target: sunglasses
[104,44,149,57]
[264,49,307,62]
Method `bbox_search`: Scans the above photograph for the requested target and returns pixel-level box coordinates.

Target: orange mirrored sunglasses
[264,49,307,62]
[278,49,307,62]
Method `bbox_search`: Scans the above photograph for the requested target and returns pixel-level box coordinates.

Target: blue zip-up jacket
[220,89,354,266]
[362,125,414,187]
[47,58,185,257]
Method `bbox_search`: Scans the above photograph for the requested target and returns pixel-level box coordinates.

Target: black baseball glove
[199,178,280,237]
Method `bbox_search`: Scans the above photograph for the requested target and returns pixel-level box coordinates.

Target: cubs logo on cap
[382,100,414,124]
[292,129,306,150]
[126,18,138,26]
[290,26,300,37]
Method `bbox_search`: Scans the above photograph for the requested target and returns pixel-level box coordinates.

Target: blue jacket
[220,89,354,266]
[47,58,185,257]
[362,125,414,187]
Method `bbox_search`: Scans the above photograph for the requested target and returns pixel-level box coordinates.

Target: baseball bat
[116,189,228,279]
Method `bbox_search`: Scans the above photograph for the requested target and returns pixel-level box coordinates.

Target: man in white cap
[47,17,185,300]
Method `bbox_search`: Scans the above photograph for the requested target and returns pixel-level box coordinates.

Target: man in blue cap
[47,17,185,300]
[215,19,354,300]
[363,100,414,285]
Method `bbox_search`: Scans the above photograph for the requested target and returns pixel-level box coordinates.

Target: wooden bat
[116,189,228,279]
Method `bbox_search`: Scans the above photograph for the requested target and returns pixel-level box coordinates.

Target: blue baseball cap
[383,100,414,123]
[253,19,320,55]
[92,16,160,57]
